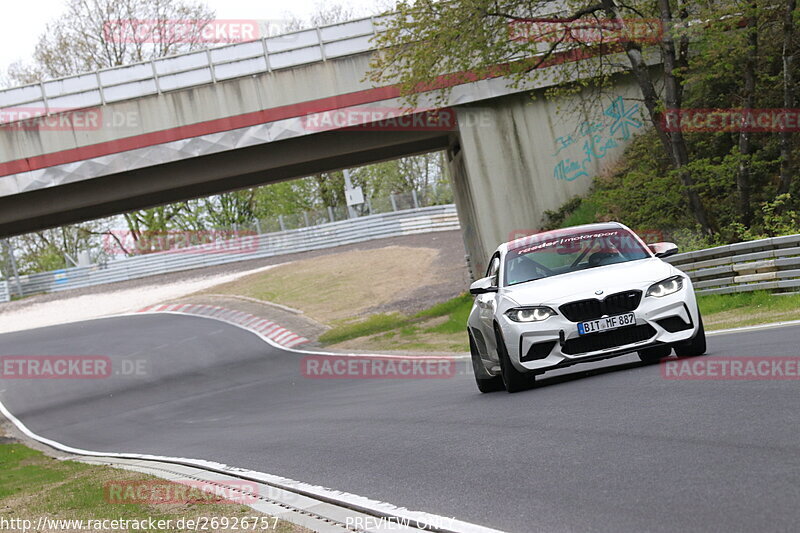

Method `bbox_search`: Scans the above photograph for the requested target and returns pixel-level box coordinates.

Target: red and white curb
[138,304,310,348]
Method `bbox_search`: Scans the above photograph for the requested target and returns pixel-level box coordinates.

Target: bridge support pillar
[447,80,645,278]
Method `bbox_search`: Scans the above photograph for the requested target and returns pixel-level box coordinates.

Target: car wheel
[674,315,707,357]
[494,325,533,393]
[469,331,504,393]
[638,345,672,363]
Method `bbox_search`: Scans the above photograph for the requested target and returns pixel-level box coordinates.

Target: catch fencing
[666,234,800,295]
[3,205,459,298]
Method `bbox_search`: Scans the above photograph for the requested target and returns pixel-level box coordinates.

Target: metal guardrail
[0,15,390,123]
[0,280,8,302]
[665,234,800,295]
[3,205,459,298]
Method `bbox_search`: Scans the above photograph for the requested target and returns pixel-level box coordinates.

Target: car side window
[486,255,500,287]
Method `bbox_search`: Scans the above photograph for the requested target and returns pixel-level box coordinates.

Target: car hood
[501,258,677,306]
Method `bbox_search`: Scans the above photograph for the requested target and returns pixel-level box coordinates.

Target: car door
[476,253,501,355]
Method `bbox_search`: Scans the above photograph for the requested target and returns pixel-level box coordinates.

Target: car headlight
[505,307,556,322]
[646,275,684,297]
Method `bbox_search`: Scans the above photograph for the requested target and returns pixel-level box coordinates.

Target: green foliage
[541,197,599,230]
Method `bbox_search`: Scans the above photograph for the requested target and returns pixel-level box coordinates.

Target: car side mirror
[648,242,679,258]
[469,276,498,295]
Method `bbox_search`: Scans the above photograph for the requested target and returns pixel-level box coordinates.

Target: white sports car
[467,222,706,393]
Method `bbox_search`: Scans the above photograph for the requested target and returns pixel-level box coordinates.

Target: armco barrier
[0,280,8,302]
[5,205,460,298]
[665,234,800,295]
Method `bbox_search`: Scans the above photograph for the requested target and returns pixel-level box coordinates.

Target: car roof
[501,222,628,253]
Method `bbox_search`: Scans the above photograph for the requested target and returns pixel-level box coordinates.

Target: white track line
[0,310,495,533]
[707,319,800,336]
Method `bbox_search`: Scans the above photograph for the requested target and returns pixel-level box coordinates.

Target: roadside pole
[2,239,23,298]
[342,169,365,219]
[343,169,358,219]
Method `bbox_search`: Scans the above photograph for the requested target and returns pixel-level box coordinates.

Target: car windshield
[503,228,651,286]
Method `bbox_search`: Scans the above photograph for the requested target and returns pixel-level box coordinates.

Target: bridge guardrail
[0,14,392,123]
[665,234,800,295]
[3,205,460,298]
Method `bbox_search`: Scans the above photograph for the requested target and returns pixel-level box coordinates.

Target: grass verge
[698,291,800,330]
[0,440,306,533]
[319,290,800,353]
[320,293,473,353]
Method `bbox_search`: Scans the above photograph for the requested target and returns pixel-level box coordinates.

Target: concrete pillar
[449,78,644,278]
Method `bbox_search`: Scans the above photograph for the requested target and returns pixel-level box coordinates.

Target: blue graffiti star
[604,96,642,141]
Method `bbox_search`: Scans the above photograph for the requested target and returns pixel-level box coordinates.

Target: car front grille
[559,290,642,322]
[561,324,656,355]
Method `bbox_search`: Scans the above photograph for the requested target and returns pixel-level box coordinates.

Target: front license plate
[578,312,635,335]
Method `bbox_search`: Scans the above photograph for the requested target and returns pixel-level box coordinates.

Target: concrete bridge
[0,15,648,275]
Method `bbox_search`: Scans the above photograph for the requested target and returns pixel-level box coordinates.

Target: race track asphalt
[1,313,798,532]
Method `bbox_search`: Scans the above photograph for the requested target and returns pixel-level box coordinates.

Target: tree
[6,0,215,84]
[778,0,798,195]
[369,0,717,234]
[282,2,365,31]
[4,0,216,251]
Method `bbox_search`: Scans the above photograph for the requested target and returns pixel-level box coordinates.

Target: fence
[665,234,800,295]
[0,280,8,303]
[2,205,459,298]
[245,189,451,234]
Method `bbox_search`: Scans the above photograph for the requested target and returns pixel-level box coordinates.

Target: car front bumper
[498,286,699,373]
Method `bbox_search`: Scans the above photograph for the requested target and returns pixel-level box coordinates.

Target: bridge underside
[0,130,448,237]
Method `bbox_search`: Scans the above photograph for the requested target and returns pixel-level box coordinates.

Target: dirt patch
[201,244,464,324]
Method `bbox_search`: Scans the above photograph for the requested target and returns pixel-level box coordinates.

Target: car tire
[469,331,504,393]
[638,345,672,363]
[674,315,707,357]
[494,325,533,393]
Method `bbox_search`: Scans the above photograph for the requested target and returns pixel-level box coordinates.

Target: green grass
[697,291,800,315]
[415,293,473,334]
[318,313,406,345]
[0,442,304,532]
[319,293,473,347]
[697,290,800,330]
